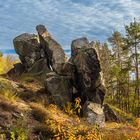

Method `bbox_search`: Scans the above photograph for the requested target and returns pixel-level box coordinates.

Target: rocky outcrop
[83,101,105,127]
[103,104,120,122]
[13,33,41,69]
[27,58,50,76]
[13,33,50,76]
[44,72,72,107]
[52,62,76,77]
[12,25,71,108]
[10,25,106,126]
[36,25,65,70]
[71,37,89,57]
[69,37,106,125]
[69,37,105,105]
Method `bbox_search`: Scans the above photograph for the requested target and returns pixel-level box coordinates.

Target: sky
[0,0,140,50]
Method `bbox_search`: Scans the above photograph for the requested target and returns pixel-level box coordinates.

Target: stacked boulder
[36,25,65,70]
[69,37,105,126]
[9,25,107,126]
[13,33,41,69]
[8,33,50,76]
[69,37,105,105]
[36,25,72,107]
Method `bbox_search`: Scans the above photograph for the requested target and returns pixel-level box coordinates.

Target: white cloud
[0,0,140,49]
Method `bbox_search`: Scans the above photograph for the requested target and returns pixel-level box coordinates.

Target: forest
[95,19,140,117]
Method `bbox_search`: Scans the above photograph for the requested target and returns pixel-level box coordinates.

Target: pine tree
[125,19,140,116]
[108,31,126,108]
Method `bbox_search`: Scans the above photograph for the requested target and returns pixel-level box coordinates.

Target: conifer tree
[125,19,140,116]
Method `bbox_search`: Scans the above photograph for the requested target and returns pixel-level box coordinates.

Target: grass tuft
[0,55,18,75]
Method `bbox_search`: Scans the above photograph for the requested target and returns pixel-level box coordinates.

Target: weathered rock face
[44,72,72,107]
[53,62,76,77]
[69,37,105,105]
[12,25,66,76]
[27,58,51,76]
[12,25,71,107]
[83,101,105,127]
[71,37,89,57]
[69,37,106,125]
[36,25,65,70]
[13,33,41,69]
[103,104,120,122]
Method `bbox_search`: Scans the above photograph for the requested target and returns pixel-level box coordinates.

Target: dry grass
[0,95,17,112]
[0,56,140,140]
[30,102,140,140]
[0,55,18,75]
[0,77,18,102]
[102,124,140,140]
[31,104,48,123]
[135,118,140,128]
[30,103,102,140]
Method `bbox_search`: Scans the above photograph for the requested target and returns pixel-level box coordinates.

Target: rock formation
[13,33,41,69]
[69,37,106,126]
[36,24,65,70]
[83,101,105,127]
[103,104,120,122]
[69,37,105,105]
[44,72,72,107]
[9,24,108,127]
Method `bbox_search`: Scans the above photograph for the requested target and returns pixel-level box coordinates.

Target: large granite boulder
[13,33,41,69]
[13,31,53,76]
[83,101,105,127]
[71,37,89,57]
[36,25,65,70]
[69,37,105,105]
[27,58,51,76]
[44,72,72,107]
[53,62,76,77]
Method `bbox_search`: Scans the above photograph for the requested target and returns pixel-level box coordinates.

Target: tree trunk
[134,42,139,116]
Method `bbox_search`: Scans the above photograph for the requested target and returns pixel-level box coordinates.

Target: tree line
[95,19,140,117]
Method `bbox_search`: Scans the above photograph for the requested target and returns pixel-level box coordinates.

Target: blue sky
[0,0,140,50]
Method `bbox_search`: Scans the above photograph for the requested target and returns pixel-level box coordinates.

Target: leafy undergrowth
[31,103,102,140]
[0,75,140,140]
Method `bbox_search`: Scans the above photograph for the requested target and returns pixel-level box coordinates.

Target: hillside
[0,74,139,140]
